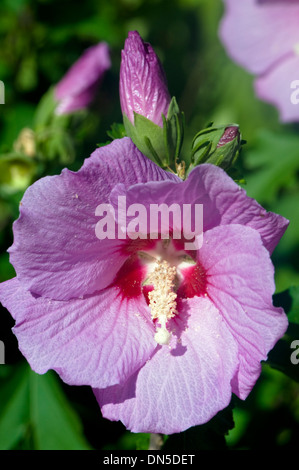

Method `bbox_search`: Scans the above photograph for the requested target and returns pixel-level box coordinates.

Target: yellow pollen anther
[148,260,178,345]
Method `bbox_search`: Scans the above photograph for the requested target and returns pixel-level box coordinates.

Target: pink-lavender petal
[9,138,179,301]
[197,224,288,399]
[94,296,238,434]
[219,0,299,75]
[255,52,299,122]
[0,278,156,388]
[55,42,111,114]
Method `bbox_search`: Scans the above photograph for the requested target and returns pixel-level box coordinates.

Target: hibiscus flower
[0,137,288,434]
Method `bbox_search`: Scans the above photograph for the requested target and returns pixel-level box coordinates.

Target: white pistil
[148,260,178,346]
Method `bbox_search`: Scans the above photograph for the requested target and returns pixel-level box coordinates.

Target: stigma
[147,259,178,346]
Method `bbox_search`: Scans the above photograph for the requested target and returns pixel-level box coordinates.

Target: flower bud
[119,31,171,127]
[217,126,240,148]
[55,42,111,115]
[190,124,241,172]
[119,32,185,172]
[13,128,36,157]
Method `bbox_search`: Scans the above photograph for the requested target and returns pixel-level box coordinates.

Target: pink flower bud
[55,42,111,115]
[119,31,171,127]
[217,125,240,147]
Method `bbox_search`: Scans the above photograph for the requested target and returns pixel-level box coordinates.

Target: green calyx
[188,123,242,175]
[123,97,185,174]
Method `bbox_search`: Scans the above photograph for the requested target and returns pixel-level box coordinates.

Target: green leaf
[136,433,151,450]
[244,129,299,204]
[271,192,299,256]
[0,363,91,450]
[36,128,75,165]
[106,122,126,140]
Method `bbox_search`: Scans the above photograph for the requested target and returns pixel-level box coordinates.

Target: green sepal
[123,113,165,167]
[123,96,185,172]
[163,96,185,168]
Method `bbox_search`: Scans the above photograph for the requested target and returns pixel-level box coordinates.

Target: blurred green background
[0,0,298,450]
